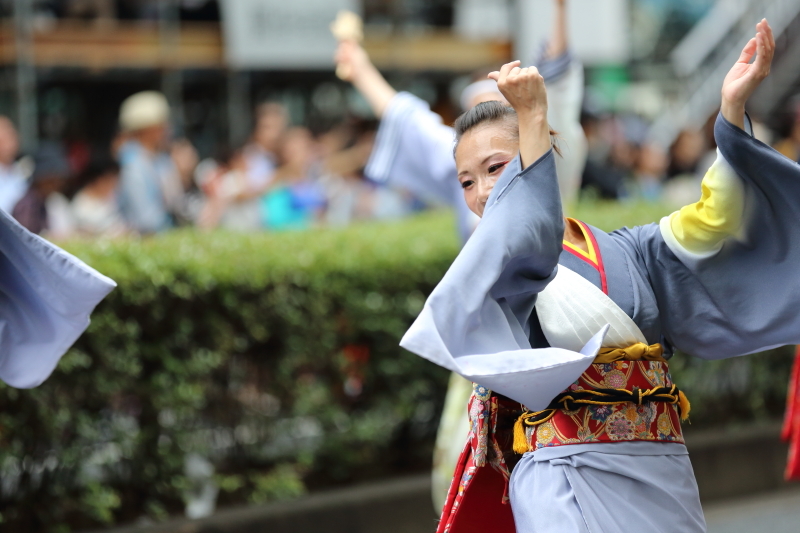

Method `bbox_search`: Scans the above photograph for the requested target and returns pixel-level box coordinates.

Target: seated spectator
[0,117,28,213]
[580,111,625,199]
[196,102,289,232]
[667,129,707,179]
[199,150,263,231]
[243,102,288,196]
[262,127,326,231]
[622,143,668,202]
[169,137,201,225]
[71,157,126,237]
[12,141,71,235]
[774,101,800,163]
[116,91,181,234]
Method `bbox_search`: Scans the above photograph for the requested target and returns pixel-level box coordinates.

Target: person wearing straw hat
[117,90,183,234]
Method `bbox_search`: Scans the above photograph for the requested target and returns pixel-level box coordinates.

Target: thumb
[487,71,501,81]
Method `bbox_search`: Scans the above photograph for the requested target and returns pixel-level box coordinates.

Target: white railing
[648,0,800,148]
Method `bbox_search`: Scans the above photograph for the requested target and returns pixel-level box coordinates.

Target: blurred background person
[580,110,625,199]
[117,91,197,234]
[262,127,326,231]
[667,129,707,180]
[70,156,126,237]
[170,136,202,224]
[213,102,289,231]
[0,117,27,213]
[243,102,288,197]
[12,141,71,236]
[334,0,587,243]
[774,99,800,163]
[626,141,668,201]
[332,0,587,511]
[117,91,173,234]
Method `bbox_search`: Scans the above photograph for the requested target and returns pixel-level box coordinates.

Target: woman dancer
[401,20,794,533]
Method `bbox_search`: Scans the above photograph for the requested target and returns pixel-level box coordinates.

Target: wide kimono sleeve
[0,209,116,388]
[612,113,800,359]
[400,151,606,410]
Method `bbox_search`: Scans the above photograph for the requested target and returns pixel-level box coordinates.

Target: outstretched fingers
[738,38,757,64]
[753,19,775,78]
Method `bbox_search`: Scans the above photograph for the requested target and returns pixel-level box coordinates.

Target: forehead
[455,122,517,165]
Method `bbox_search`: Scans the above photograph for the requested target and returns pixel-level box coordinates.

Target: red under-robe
[783,346,800,480]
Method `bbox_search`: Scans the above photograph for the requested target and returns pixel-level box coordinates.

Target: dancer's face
[455,122,518,217]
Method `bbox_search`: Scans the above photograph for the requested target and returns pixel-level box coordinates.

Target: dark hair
[453,100,560,157]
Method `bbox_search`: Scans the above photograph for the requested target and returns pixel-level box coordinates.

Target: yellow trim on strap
[562,218,598,265]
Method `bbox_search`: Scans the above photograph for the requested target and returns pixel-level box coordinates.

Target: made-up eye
[488,161,509,174]
[461,179,475,189]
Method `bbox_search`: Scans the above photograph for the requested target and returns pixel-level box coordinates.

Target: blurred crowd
[580,111,715,206]
[578,107,786,207]
[0,89,422,239]
[2,86,800,240]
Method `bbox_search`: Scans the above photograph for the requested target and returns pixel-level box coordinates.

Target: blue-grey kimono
[0,209,114,388]
[401,113,800,532]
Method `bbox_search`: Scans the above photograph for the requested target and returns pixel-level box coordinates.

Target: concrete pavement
[705,487,800,533]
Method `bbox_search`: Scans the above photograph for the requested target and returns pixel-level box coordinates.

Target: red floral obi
[436,346,688,533]
[522,360,685,451]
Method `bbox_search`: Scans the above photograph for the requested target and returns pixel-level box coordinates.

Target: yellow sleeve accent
[668,151,744,254]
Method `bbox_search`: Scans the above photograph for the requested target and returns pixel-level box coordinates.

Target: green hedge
[0,204,792,531]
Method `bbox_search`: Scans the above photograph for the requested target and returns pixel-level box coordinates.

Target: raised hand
[721,19,775,128]
[487,61,548,119]
[488,61,551,168]
[334,40,372,84]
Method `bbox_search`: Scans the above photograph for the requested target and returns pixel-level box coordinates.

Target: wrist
[720,97,746,129]
[351,61,380,87]
[517,107,548,123]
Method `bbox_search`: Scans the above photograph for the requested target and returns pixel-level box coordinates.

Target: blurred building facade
[0,0,799,159]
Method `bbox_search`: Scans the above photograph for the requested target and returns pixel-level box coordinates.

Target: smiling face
[455,120,519,217]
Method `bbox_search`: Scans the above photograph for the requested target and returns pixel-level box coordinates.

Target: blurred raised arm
[334,40,397,118]
[545,0,568,60]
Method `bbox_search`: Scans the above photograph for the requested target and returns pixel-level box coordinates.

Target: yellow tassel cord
[512,410,557,454]
[678,390,691,421]
[513,416,529,454]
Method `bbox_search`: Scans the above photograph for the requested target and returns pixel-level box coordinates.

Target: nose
[477,177,494,207]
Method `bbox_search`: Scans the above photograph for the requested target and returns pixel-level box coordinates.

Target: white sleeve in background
[544,59,588,207]
[0,209,116,388]
[365,92,478,242]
